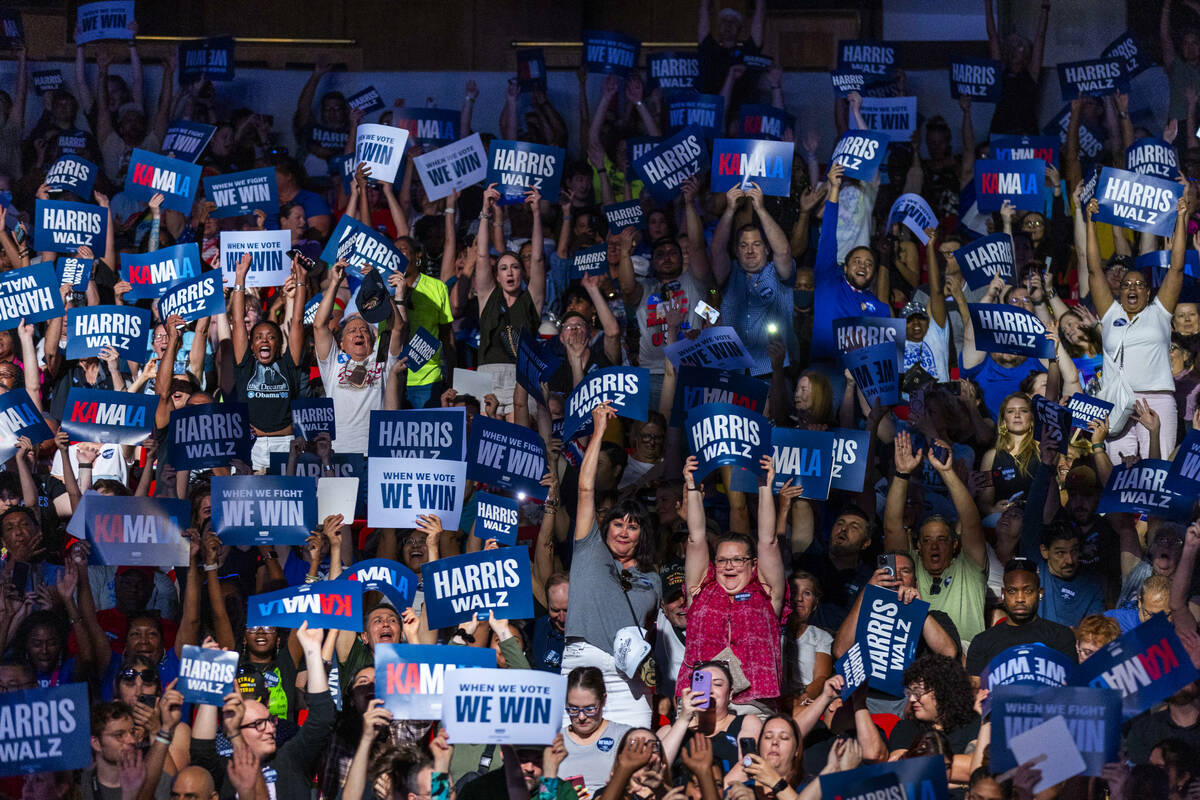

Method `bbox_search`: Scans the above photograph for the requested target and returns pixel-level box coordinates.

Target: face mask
[794,289,813,309]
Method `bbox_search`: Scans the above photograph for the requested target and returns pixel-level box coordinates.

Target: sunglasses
[119,668,160,684]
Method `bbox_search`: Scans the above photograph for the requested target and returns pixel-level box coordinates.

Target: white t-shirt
[904,317,951,382]
[1100,297,1174,392]
[51,443,128,483]
[635,272,707,373]
[655,608,687,697]
[783,624,833,694]
[316,342,396,455]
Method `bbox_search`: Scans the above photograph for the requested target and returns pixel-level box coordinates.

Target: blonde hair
[995,393,1037,477]
[797,370,833,426]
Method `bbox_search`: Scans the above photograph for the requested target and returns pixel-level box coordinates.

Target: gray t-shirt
[565,523,662,653]
[562,720,632,795]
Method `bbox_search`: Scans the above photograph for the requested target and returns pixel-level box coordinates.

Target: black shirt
[965,617,1077,676]
[234,350,303,432]
[1124,708,1200,764]
[888,715,981,753]
[698,34,763,96]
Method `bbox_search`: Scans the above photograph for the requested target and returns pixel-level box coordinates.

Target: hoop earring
[998,422,1008,436]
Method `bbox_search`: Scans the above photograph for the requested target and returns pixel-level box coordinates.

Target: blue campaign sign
[1103,31,1153,78]
[1058,58,1128,100]
[0,263,65,328]
[990,135,1059,166]
[570,242,609,280]
[178,36,234,83]
[291,397,335,441]
[1073,613,1200,718]
[121,243,201,300]
[32,69,64,95]
[603,200,645,232]
[177,646,238,705]
[887,193,937,243]
[75,1,133,44]
[402,327,441,374]
[124,148,201,214]
[86,495,191,567]
[842,341,900,407]
[33,199,107,253]
[466,416,548,500]
[633,126,708,205]
[66,306,151,363]
[834,642,867,701]
[1166,429,1200,494]
[0,389,53,463]
[1066,393,1114,431]
[328,153,355,194]
[955,233,1014,290]
[830,70,865,97]
[685,402,772,481]
[664,325,754,371]
[211,475,317,545]
[471,491,519,545]
[1139,248,1200,290]
[665,91,724,138]
[561,366,651,442]
[369,408,466,460]
[1043,104,1106,163]
[45,155,97,198]
[57,256,92,291]
[981,643,1072,716]
[320,214,408,278]
[167,402,252,469]
[836,40,897,85]
[1126,137,1179,180]
[61,388,156,445]
[56,129,89,155]
[710,138,793,196]
[485,140,565,205]
[950,57,1002,102]
[647,51,699,91]
[737,104,794,142]
[967,303,1055,359]
[1080,164,1102,206]
[1098,459,1193,520]
[732,427,836,498]
[347,85,385,116]
[0,683,91,776]
[855,585,928,696]
[158,269,225,323]
[346,558,418,611]
[1032,394,1072,453]
[393,108,460,149]
[671,366,768,427]
[516,48,548,91]
[516,330,561,405]
[375,643,496,720]
[582,30,639,76]
[990,684,1120,776]
[0,11,24,49]
[204,167,279,218]
[833,316,906,364]
[830,130,888,182]
[162,121,216,162]
[832,427,872,493]
[820,757,949,800]
[247,578,364,632]
[974,158,1044,212]
[421,547,534,628]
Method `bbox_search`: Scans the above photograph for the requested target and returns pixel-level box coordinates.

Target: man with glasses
[86,702,174,800]
[547,300,622,396]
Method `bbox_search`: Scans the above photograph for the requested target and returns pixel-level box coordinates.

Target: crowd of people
[4,0,1200,798]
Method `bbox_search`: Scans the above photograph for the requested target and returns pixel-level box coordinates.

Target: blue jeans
[405,380,442,409]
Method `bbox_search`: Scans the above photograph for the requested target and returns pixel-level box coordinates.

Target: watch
[772,779,790,795]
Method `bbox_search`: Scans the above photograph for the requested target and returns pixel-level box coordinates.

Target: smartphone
[695,300,720,324]
[137,694,157,707]
[877,553,897,578]
[690,670,712,710]
[10,561,30,593]
[739,737,758,757]
[931,444,950,464]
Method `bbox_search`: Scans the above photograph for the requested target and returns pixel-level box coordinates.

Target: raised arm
[683,455,709,595]
[698,0,711,42]
[710,186,743,285]
[754,456,784,616]
[1029,1,1050,77]
[682,176,713,284]
[440,190,459,281]
[959,95,976,188]
[293,61,330,133]
[75,45,93,114]
[1084,198,1114,317]
[929,441,986,569]
[474,184,500,306]
[575,403,616,540]
[948,271,985,370]
[750,0,766,45]
[151,49,175,143]
[525,185,546,313]
[8,47,27,133]
[748,183,793,280]
[1164,0,1179,70]
[884,431,921,552]
[615,226,643,306]
[1159,192,1191,313]
[230,254,252,363]
[927,229,947,327]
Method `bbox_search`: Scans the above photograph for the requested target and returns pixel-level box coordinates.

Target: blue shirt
[811,200,890,361]
[1037,562,1105,628]
[530,615,565,673]
[961,354,1043,418]
[1104,607,1141,633]
[721,260,795,375]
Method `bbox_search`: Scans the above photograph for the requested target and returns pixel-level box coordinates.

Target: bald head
[171,767,216,800]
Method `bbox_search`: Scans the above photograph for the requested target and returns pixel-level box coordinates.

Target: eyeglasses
[565,704,601,718]
[246,626,275,634]
[1120,280,1147,290]
[1022,218,1044,228]
[905,685,933,701]
[715,556,752,567]
[119,668,160,684]
[240,716,278,733]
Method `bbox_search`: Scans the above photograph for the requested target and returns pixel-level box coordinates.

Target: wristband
[304,574,319,584]
[895,470,912,480]
[465,95,476,102]
[772,779,790,795]
[445,208,456,215]
[155,731,172,745]
[204,563,218,572]
[451,627,472,641]
[1092,443,1106,452]
[770,84,782,90]
[78,462,93,469]
[232,285,245,293]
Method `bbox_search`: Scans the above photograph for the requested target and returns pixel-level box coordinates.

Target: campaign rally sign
[1167,429,1200,494]
[0,263,65,328]
[61,388,156,445]
[974,158,1044,212]
[665,326,754,371]
[603,200,645,232]
[355,123,408,184]
[833,316,906,363]
[830,70,865,97]
[582,30,639,76]
[860,96,917,142]
[671,367,767,428]
[158,270,225,323]
[121,243,201,300]
[75,1,133,44]
[204,167,279,218]
[686,402,771,481]
[1126,137,1179,180]
[56,130,89,156]
[0,389,53,463]
[1074,613,1199,717]
[632,126,707,205]
[319,214,408,279]
[66,306,150,362]
[45,155,97,198]
[561,366,650,442]
[665,92,724,138]
[179,36,234,83]
[162,121,216,162]
[516,48,547,91]
[392,108,459,150]
[516,331,561,404]
[211,475,317,545]
[831,428,871,493]
[33,199,107,253]
[346,85,385,115]
[647,51,699,91]
[842,341,900,407]
[0,10,24,50]
[177,646,238,705]
[442,668,566,746]
[1140,248,1200,289]
[570,243,609,280]
[466,416,548,500]
[1043,104,1104,162]
[990,134,1058,166]
[376,644,496,720]
[837,40,896,85]
[730,427,836,498]
[167,401,252,469]
[950,57,1002,102]
[422,547,534,628]
[57,256,92,291]
[346,558,418,611]
[124,148,200,214]
[966,303,1054,359]
[309,124,348,155]
[1067,393,1114,431]
[887,193,936,243]
[85,495,190,568]
[981,643,1072,715]
[1058,58,1127,100]
[834,642,867,700]
[990,684,1121,776]
[830,130,888,182]
[486,139,565,205]
[1098,459,1193,520]
[400,328,441,375]
[710,139,793,196]
[289,397,335,441]
[854,585,928,696]
[1032,394,1073,454]
[0,683,91,776]
[414,133,488,201]
[369,408,466,460]
[471,491,519,545]
[820,757,949,800]
[247,579,364,632]
[219,230,291,288]
[737,104,794,142]
[1103,31,1152,78]
[32,69,64,95]
[368,457,467,529]
[954,233,1014,290]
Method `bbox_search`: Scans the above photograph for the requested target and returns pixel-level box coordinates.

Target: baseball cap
[660,563,685,602]
[901,300,928,319]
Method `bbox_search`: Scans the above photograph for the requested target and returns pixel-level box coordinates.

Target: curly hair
[903,654,975,732]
